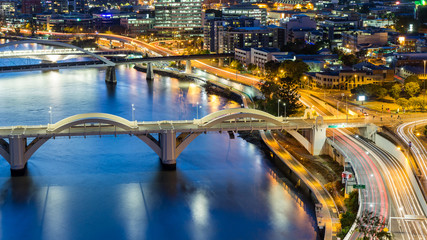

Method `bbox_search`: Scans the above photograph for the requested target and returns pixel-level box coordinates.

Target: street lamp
[196,102,202,119]
[48,106,52,124]
[424,60,426,112]
[277,99,281,117]
[132,104,135,121]
[283,103,286,118]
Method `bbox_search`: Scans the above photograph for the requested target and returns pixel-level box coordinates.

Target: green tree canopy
[390,84,402,100]
[350,84,388,99]
[340,54,359,66]
[405,82,421,97]
[405,75,420,85]
[396,98,409,109]
[259,76,302,116]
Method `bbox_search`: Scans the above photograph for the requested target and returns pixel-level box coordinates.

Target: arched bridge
[0,39,232,74]
[0,108,369,175]
[0,39,115,72]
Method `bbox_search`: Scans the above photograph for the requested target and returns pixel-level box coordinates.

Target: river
[0,42,318,240]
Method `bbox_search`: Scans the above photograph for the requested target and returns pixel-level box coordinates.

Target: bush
[337,190,359,238]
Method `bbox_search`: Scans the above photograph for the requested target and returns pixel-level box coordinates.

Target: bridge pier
[105,66,117,84]
[159,132,177,169]
[286,126,327,156]
[311,126,327,155]
[146,62,154,80]
[218,58,224,67]
[359,123,377,141]
[0,136,50,176]
[9,136,28,176]
[185,60,192,74]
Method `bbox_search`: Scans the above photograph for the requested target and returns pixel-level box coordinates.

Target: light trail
[333,130,389,240]
[397,120,427,178]
[338,129,427,239]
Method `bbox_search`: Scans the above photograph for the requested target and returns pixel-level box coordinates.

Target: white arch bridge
[0,108,372,175]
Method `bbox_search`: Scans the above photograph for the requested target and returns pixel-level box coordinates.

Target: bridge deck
[0,118,368,138]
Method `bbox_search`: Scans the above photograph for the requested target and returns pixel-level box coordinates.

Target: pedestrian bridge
[0,108,372,175]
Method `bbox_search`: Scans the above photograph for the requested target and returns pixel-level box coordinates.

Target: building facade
[223,4,267,25]
[154,0,203,37]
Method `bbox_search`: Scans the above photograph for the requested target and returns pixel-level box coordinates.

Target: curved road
[397,120,427,193]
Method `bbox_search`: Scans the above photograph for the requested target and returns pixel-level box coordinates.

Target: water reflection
[0,65,318,239]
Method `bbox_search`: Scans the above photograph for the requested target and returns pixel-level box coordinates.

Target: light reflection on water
[0,65,318,239]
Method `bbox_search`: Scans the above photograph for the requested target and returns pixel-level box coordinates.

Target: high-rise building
[68,0,89,13]
[22,0,42,14]
[222,4,267,25]
[41,0,68,14]
[154,0,203,37]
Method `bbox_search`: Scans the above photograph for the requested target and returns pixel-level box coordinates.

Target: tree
[340,54,359,66]
[405,75,420,85]
[280,59,310,83]
[247,63,257,72]
[351,84,387,99]
[230,60,244,71]
[259,76,302,116]
[376,88,388,99]
[405,82,420,97]
[409,96,424,111]
[396,98,409,110]
[390,84,402,100]
[356,211,391,240]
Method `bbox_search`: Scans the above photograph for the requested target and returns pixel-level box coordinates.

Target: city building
[223,26,273,53]
[0,0,15,19]
[68,0,89,13]
[234,47,251,65]
[223,4,267,25]
[203,16,260,53]
[280,14,316,44]
[396,35,427,53]
[307,70,387,89]
[42,0,69,14]
[250,47,281,68]
[154,0,203,37]
[120,14,155,36]
[22,0,42,14]
[342,30,388,53]
[318,17,360,48]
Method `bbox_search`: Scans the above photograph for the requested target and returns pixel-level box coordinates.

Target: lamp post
[277,99,281,117]
[48,106,52,124]
[196,102,202,119]
[424,60,426,112]
[132,104,135,121]
[283,103,286,118]
[346,96,348,123]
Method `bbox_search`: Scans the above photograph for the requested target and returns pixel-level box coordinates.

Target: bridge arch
[47,113,137,133]
[0,39,115,67]
[199,108,283,128]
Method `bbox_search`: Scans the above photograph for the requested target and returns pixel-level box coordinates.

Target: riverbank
[138,66,339,239]
[134,64,245,106]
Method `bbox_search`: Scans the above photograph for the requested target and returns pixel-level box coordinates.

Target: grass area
[348,96,401,113]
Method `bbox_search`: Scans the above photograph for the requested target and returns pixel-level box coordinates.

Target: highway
[333,129,389,239]
[397,120,427,193]
[335,129,427,239]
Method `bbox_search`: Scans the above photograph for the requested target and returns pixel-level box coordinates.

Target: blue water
[0,59,318,239]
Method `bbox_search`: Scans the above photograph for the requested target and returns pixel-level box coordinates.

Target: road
[261,130,339,240]
[397,120,427,193]
[332,129,389,239]
[335,129,427,239]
